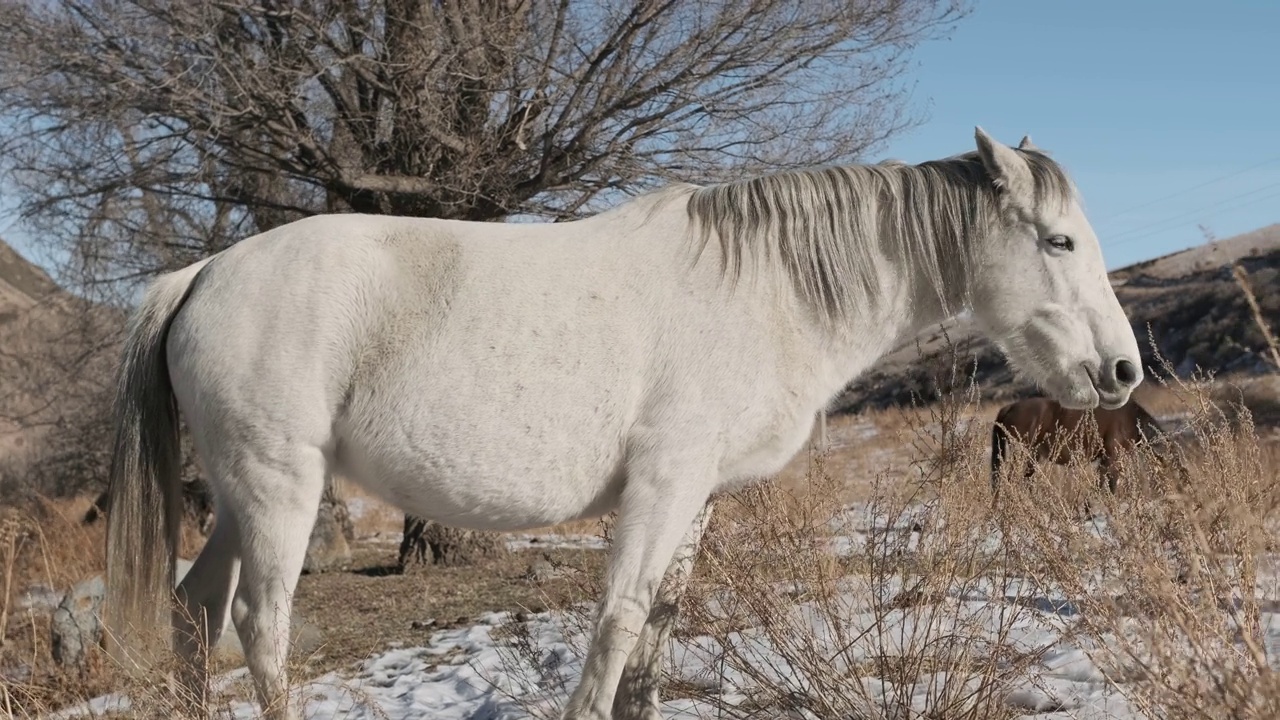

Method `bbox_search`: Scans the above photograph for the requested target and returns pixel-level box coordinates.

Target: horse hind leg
[172,510,241,714]
[223,442,330,720]
[611,502,714,720]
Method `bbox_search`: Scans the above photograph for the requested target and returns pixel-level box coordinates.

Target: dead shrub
[995,366,1280,720]
[487,347,1280,720]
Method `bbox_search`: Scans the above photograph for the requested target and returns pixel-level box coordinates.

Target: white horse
[104,128,1142,720]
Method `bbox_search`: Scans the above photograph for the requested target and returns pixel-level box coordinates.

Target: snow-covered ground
[55,600,1279,720]
[504,533,608,553]
[364,531,609,552]
[47,503,1280,720]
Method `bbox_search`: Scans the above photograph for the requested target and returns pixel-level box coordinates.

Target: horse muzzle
[1086,357,1142,409]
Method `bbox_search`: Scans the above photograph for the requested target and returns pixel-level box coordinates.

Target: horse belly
[338,355,637,531]
[346,441,628,531]
[335,231,674,529]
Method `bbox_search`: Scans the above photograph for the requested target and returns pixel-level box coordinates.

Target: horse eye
[1045,235,1074,252]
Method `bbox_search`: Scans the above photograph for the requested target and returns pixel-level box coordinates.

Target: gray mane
[683,150,1076,324]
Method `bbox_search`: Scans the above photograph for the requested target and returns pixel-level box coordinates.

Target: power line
[1106,188,1280,251]
[1097,154,1280,225]
[1107,179,1280,243]
[1104,182,1280,250]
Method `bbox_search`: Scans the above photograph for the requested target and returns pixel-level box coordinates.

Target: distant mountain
[0,240,62,322]
[0,240,120,464]
[831,224,1280,414]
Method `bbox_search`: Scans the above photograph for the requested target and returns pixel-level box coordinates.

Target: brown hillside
[832,224,1280,414]
[0,239,61,321]
[0,241,121,466]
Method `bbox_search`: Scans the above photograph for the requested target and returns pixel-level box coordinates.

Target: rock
[50,575,106,667]
[17,582,61,611]
[0,664,31,684]
[522,559,559,583]
[50,558,323,668]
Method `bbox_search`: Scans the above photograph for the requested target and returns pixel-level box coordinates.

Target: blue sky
[880,0,1280,269]
[3,0,1277,275]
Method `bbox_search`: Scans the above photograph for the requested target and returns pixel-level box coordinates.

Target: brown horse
[990,396,1168,496]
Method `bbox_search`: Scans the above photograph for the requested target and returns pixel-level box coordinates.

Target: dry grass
[484,361,1280,719]
[0,479,613,718]
[1231,262,1280,371]
[0,494,214,717]
[3,366,1279,717]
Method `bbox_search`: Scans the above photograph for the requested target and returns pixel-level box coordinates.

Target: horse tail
[104,256,214,664]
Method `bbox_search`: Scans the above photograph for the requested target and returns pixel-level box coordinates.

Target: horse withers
[104,128,1142,720]
[990,395,1168,497]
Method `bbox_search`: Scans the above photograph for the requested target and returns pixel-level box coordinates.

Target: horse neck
[801,242,961,405]
[670,179,969,407]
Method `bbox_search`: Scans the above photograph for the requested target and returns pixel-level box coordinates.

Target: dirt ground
[290,541,608,679]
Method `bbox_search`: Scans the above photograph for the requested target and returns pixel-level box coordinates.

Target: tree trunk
[303,478,355,574]
[397,515,507,572]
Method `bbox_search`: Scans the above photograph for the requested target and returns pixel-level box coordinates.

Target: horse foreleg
[611,501,714,720]
[1021,457,1037,481]
[1100,457,1119,494]
[990,422,1010,497]
[562,460,713,720]
[1080,458,1118,521]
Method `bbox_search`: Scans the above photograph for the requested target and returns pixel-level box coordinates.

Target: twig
[1231,263,1280,371]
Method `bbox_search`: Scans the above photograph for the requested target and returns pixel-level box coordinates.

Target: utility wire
[1104,182,1280,249]
[1097,155,1280,225]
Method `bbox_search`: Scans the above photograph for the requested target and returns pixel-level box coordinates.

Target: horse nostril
[1114,358,1138,386]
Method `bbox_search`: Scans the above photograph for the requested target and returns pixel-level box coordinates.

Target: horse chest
[719,405,818,483]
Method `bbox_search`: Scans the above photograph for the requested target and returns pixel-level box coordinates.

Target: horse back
[996,397,1062,442]
[1101,399,1162,445]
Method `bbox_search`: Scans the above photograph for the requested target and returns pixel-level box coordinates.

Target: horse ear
[1018,135,1039,151]
[974,126,1034,212]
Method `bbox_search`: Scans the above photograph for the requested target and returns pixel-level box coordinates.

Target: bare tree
[0,0,970,560]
